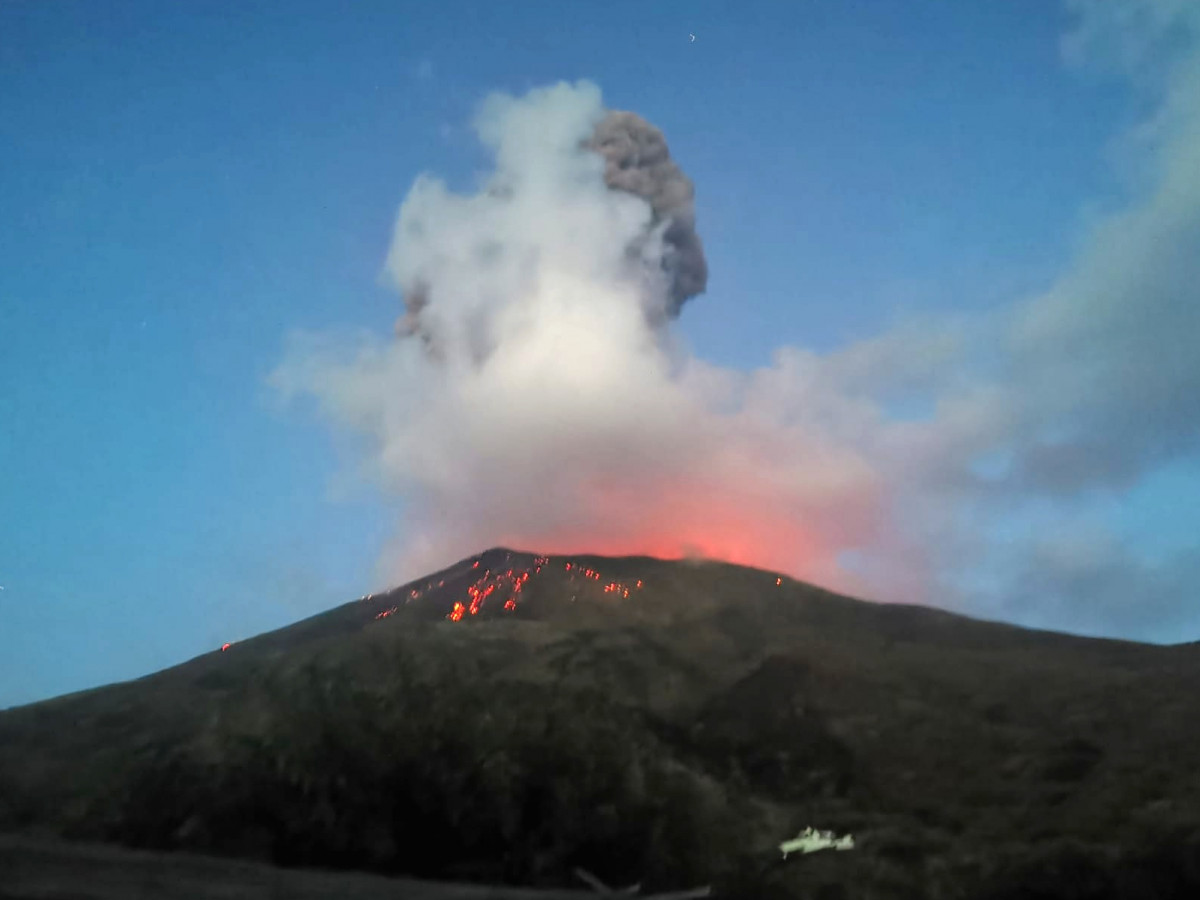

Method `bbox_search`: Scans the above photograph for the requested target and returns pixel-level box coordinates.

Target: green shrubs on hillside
[94,657,750,892]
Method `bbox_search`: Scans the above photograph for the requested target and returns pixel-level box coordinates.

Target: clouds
[1003,16,1200,493]
[273,1,1200,643]
[855,0,1200,636]
[1001,531,1200,642]
[979,0,1200,497]
[1061,0,1200,80]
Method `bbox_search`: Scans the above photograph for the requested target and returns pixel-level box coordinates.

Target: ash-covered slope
[2,548,1199,899]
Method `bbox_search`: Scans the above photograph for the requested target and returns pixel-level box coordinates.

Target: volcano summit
[2,549,1199,899]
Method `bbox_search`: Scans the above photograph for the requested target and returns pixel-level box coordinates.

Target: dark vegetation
[2,548,1199,898]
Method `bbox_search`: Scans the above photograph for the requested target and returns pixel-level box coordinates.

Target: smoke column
[586,110,708,316]
[274,81,888,594]
[395,102,707,341]
[274,3,1200,646]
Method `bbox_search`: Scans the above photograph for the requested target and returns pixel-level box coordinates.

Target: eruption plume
[394,102,707,343]
[275,0,1200,646]
[586,110,708,316]
[275,81,887,595]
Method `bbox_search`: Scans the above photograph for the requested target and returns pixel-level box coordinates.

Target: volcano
[2,549,1199,899]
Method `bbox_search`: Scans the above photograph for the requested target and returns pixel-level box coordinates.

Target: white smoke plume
[273,81,887,597]
[273,0,1200,642]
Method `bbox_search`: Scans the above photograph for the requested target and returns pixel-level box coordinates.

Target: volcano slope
[2,548,1199,899]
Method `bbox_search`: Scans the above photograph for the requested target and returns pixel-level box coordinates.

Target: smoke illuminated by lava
[273,0,1200,644]
[273,81,890,597]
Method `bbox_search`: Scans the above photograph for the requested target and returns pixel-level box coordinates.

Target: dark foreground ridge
[2,548,1199,899]
[0,834,594,900]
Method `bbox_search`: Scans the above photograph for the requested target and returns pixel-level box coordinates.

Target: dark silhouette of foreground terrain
[2,548,1199,899]
[0,834,595,900]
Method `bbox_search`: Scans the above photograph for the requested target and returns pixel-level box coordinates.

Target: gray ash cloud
[586,110,707,317]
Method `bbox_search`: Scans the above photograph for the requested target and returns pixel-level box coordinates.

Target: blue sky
[3,0,1197,709]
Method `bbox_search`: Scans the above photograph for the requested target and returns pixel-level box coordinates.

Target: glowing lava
[368,553,645,624]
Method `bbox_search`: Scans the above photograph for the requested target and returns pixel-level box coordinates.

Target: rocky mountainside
[2,548,1198,899]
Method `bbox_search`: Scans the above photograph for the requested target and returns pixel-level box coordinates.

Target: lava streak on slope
[370,553,646,624]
